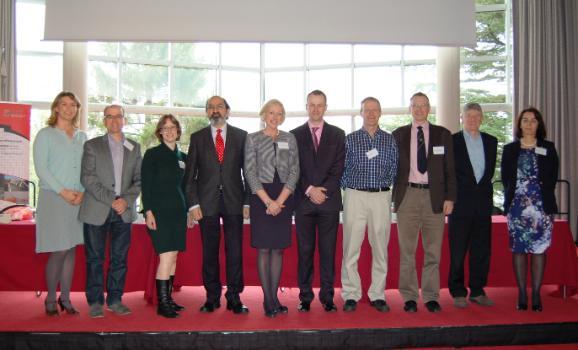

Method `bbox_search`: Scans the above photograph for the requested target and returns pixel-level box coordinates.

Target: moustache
[210,112,223,119]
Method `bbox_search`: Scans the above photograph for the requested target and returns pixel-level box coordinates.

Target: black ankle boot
[169,275,185,311]
[156,279,179,318]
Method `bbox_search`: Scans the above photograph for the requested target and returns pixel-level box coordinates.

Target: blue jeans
[83,210,131,306]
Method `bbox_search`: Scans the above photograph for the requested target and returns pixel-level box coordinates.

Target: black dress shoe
[276,305,289,314]
[403,300,418,313]
[516,302,528,311]
[343,299,357,312]
[227,301,249,314]
[425,300,442,313]
[322,301,337,312]
[297,301,311,312]
[199,301,221,313]
[532,303,542,312]
[370,299,390,312]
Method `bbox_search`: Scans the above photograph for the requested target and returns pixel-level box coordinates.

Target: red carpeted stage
[0,217,577,349]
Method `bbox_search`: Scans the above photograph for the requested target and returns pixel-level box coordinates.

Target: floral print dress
[507,149,553,254]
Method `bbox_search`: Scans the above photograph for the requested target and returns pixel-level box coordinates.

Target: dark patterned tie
[417,126,427,174]
[216,129,224,164]
[311,127,319,152]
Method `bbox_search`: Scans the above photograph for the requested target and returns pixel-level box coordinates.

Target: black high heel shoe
[58,297,79,315]
[45,300,59,316]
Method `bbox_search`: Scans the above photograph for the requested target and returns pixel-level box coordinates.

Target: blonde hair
[259,99,286,124]
[47,91,81,127]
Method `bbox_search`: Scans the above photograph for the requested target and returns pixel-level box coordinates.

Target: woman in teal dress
[141,114,189,318]
[501,107,559,312]
[34,91,86,316]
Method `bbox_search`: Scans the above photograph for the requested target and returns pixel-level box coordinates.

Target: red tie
[311,127,319,152]
[216,129,224,164]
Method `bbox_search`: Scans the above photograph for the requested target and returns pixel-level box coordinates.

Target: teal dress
[141,143,187,254]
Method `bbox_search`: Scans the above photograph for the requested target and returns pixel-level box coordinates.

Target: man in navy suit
[448,103,497,308]
[291,90,345,312]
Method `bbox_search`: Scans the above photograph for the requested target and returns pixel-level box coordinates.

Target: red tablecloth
[1,217,577,304]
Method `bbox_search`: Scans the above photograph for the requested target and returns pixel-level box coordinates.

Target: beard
[209,112,226,126]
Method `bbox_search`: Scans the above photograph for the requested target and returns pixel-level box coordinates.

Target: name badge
[535,147,547,156]
[277,141,289,150]
[178,160,186,169]
[123,140,134,151]
[366,148,378,159]
[433,146,445,155]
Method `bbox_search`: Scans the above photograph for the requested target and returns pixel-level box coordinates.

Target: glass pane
[460,64,507,103]
[121,63,168,106]
[403,46,437,60]
[87,111,108,139]
[404,64,436,104]
[173,68,217,108]
[308,44,352,66]
[16,2,62,53]
[88,61,118,104]
[88,42,119,57]
[17,55,62,102]
[354,66,402,108]
[228,117,261,133]
[324,116,353,134]
[173,43,219,65]
[264,71,304,112]
[279,116,308,132]
[221,43,260,68]
[464,11,505,58]
[379,114,413,133]
[308,68,352,109]
[264,43,304,68]
[354,45,402,63]
[121,43,168,61]
[177,116,210,148]
[221,70,260,111]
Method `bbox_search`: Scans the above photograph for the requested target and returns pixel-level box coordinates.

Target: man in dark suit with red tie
[184,96,250,314]
[448,103,497,308]
[290,90,345,312]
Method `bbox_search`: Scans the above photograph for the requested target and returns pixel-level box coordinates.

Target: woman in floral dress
[501,107,559,312]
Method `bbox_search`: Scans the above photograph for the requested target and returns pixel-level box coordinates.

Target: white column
[436,47,460,133]
[63,42,88,130]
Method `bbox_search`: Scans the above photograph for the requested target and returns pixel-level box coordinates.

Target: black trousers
[294,204,339,304]
[198,193,244,304]
[447,214,492,298]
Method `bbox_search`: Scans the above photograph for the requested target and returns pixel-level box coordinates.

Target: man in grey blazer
[79,104,142,318]
[184,96,250,314]
[392,92,456,313]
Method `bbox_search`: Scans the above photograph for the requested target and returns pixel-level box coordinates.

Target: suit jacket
[244,130,300,193]
[290,122,345,211]
[79,134,142,225]
[184,124,249,216]
[501,140,559,215]
[450,131,498,217]
[392,123,457,214]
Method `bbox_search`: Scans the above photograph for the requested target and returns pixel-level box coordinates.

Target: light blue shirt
[463,130,485,183]
[33,126,87,193]
[107,133,125,196]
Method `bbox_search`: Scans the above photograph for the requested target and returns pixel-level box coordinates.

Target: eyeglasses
[161,126,177,132]
[104,114,124,120]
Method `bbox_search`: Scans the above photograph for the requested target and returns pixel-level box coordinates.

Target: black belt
[349,187,390,192]
[409,182,429,189]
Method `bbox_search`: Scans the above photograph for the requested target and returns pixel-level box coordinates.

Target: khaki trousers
[341,188,392,302]
[396,187,445,303]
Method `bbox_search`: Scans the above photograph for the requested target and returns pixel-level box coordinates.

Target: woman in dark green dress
[141,114,189,318]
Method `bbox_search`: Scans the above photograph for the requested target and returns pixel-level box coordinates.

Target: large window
[16,0,512,206]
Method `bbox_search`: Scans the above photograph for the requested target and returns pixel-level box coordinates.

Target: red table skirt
[1,216,577,304]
